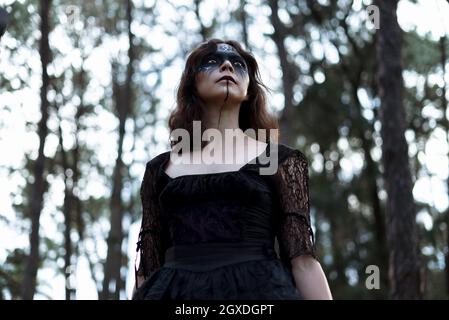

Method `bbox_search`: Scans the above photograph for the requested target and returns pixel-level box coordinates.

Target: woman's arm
[132,160,165,299]
[291,255,333,300]
[132,275,145,296]
[275,149,333,299]
[131,275,145,299]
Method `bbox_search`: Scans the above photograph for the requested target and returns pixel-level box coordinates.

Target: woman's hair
[168,38,279,151]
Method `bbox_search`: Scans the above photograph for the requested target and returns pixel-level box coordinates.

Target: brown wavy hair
[168,38,279,151]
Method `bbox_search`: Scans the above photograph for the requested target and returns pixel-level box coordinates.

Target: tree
[21,0,52,300]
[101,0,136,300]
[267,0,299,147]
[439,33,449,297]
[375,0,422,299]
[0,6,8,39]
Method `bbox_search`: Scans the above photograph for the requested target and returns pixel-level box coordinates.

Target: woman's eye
[207,59,216,64]
[234,61,245,68]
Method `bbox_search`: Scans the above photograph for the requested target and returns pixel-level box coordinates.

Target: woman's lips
[218,79,235,84]
[217,76,237,84]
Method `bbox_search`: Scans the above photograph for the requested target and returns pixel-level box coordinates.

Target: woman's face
[195,43,250,104]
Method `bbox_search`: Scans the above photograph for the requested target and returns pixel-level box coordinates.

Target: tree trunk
[268,0,297,147]
[375,0,422,299]
[57,120,75,300]
[345,61,389,290]
[194,0,212,41]
[101,0,134,300]
[238,0,250,50]
[0,7,8,39]
[439,35,449,297]
[21,0,52,300]
[339,37,390,289]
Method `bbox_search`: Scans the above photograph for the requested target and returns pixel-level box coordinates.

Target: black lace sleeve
[134,161,164,289]
[275,149,318,267]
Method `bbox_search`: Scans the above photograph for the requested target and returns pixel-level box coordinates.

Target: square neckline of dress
[160,141,271,181]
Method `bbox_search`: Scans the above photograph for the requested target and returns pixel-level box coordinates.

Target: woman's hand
[291,255,333,300]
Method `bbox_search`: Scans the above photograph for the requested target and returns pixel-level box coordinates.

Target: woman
[132,39,332,300]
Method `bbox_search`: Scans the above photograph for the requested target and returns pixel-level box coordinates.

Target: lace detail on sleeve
[276,150,318,266]
[134,161,164,289]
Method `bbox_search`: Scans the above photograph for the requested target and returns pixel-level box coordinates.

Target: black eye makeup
[196,51,248,75]
[204,55,246,68]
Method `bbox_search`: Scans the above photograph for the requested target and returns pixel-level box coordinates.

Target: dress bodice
[135,142,317,284]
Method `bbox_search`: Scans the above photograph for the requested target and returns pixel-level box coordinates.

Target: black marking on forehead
[217,43,237,53]
[216,44,243,61]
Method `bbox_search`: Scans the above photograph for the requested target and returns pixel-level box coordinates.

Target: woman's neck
[201,100,242,136]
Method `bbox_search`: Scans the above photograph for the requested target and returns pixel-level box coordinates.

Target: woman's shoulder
[142,151,172,194]
[145,150,171,173]
[270,142,308,166]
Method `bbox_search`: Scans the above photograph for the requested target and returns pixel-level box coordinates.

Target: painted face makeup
[195,43,248,77]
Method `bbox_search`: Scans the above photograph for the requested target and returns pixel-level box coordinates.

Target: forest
[0,0,448,300]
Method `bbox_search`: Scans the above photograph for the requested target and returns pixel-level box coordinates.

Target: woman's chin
[201,91,246,104]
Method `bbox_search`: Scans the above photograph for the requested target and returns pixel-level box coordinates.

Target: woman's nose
[219,60,234,73]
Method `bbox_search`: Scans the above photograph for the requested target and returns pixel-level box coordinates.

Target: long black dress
[132,142,318,300]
